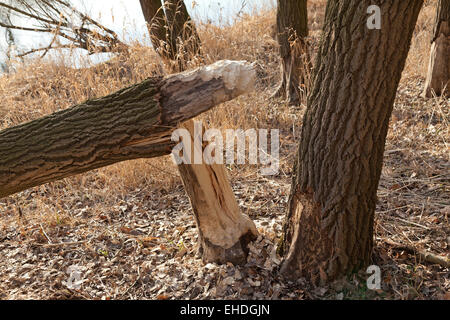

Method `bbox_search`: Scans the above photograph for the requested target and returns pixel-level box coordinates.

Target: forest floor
[0,1,448,300]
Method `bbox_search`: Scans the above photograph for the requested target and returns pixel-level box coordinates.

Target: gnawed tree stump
[0,60,256,199]
[176,120,258,265]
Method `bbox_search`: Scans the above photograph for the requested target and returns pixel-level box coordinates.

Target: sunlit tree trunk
[279,0,424,284]
[423,0,449,98]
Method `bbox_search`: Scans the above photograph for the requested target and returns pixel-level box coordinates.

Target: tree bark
[272,0,311,105]
[164,0,203,71]
[139,0,203,72]
[176,120,258,265]
[423,0,450,98]
[0,60,255,199]
[139,0,169,59]
[279,0,424,284]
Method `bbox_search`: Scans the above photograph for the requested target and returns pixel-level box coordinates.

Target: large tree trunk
[272,0,311,105]
[423,0,450,98]
[139,0,203,72]
[279,0,424,284]
[0,60,255,199]
[176,121,258,265]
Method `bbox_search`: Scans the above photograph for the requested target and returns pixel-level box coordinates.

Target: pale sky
[1,0,274,68]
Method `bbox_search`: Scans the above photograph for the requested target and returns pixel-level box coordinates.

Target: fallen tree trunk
[177,120,258,265]
[0,60,256,199]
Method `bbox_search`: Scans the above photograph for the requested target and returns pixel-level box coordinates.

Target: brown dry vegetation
[0,0,448,300]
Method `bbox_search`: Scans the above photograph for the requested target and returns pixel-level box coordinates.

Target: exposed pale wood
[176,120,258,264]
[0,60,256,199]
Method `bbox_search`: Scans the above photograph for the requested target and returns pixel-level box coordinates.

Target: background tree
[279,0,424,284]
[139,0,202,72]
[272,0,310,105]
[139,0,168,61]
[423,0,449,98]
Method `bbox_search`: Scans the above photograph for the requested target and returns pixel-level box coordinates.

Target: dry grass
[0,0,448,300]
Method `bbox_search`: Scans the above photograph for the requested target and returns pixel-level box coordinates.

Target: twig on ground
[384,238,449,268]
[39,223,52,244]
[393,217,431,230]
[33,240,87,247]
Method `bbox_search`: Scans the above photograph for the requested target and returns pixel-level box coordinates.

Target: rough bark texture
[272,0,311,105]
[0,60,255,199]
[139,0,203,72]
[280,0,424,284]
[423,0,450,97]
[176,121,258,265]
